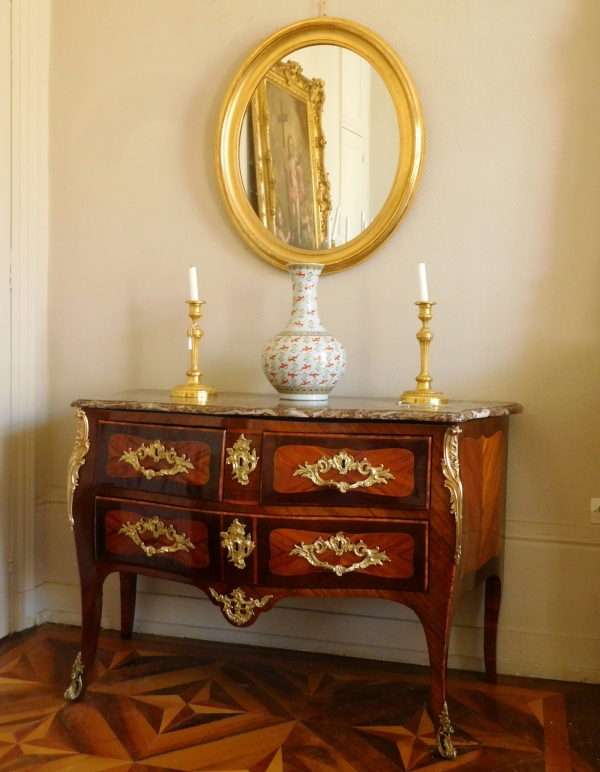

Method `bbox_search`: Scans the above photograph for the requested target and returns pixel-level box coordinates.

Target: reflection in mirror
[239,45,400,251]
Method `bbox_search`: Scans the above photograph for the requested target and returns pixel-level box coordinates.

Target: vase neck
[283,263,325,333]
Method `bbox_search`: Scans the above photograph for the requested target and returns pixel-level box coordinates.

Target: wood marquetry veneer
[1,624,594,772]
[66,391,522,762]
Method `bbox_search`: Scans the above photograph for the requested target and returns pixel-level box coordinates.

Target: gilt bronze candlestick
[399,301,448,406]
[171,300,217,401]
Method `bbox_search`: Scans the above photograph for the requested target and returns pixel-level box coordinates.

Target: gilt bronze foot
[436,701,457,760]
[64,652,84,701]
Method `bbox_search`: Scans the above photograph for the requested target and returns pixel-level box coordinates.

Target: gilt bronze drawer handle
[209,587,273,626]
[120,440,195,480]
[118,515,196,557]
[293,450,395,493]
[226,435,258,485]
[220,519,255,569]
[290,531,391,577]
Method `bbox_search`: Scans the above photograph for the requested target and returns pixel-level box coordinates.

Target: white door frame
[0,1,11,639]
[2,0,50,635]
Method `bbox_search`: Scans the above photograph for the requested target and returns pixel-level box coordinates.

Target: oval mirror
[217,17,425,273]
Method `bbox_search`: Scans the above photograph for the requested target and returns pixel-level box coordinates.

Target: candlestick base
[399,388,449,406]
[171,382,217,402]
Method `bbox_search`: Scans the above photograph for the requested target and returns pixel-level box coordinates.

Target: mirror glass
[239,45,400,251]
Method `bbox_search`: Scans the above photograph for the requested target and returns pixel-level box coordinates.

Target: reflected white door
[282,45,372,246]
[340,128,365,242]
[340,49,370,242]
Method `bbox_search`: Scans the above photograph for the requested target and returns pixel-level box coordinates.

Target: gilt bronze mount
[442,426,463,565]
[209,587,273,626]
[120,440,194,480]
[290,532,391,577]
[226,435,259,485]
[67,409,90,529]
[436,702,457,760]
[118,516,196,557]
[294,450,395,493]
[220,519,255,570]
[64,652,84,701]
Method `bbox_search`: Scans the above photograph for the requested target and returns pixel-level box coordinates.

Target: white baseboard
[36,578,600,684]
[12,584,44,631]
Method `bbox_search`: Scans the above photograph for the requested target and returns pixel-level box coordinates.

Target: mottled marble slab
[72,390,523,423]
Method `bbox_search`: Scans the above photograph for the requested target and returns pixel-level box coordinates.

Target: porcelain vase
[262,263,346,400]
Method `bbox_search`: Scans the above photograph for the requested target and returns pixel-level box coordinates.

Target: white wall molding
[38,492,600,683]
[36,485,67,507]
[10,0,50,631]
[37,578,600,684]
[505,519,600,548]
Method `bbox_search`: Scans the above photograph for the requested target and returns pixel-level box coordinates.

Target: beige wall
[44,0,600,681]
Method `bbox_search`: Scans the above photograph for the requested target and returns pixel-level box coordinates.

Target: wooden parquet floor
[0,625,597,772]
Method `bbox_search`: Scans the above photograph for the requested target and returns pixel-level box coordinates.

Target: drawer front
[257,518,428,591]
[261,433,430,508]
[95,497,221,578]
[95,420,225,501]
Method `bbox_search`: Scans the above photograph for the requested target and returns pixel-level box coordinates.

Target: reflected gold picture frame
[216,17,425,274]
[251,60,331,249]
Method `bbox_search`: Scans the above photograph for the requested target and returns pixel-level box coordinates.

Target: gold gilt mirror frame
[216,17,425,274]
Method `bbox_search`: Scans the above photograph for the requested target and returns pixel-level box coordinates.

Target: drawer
[95,420,225,501]
[256,517,428,591]
[261,433,430,508]
[95,497,221,579]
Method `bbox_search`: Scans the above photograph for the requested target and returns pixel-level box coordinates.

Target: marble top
[72,391,523,423]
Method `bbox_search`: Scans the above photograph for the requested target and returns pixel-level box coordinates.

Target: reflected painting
[266,80,317,248]
[248,60,331,249]
[240,46,401,251]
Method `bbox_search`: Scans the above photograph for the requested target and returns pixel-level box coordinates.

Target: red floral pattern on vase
[262,263,346,401]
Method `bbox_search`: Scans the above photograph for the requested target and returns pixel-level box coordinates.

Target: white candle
[418,262,428,301]
[188,266,199,301]
[327,213,332,248]
[332,206,341,243]
[345,216,349,243]
[361,212,366,232]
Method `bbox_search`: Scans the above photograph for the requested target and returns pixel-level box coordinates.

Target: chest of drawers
[65,391,521,760]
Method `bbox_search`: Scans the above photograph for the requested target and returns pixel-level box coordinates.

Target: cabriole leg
[484,574,502,685]
[65,575,103,701]
[120,572,137,640]
[420,609,457,761]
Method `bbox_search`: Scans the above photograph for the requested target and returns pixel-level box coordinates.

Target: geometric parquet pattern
[0,626,596,772]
